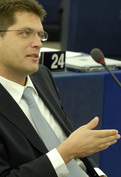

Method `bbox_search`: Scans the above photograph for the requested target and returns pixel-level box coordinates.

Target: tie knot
[23,87,35,106]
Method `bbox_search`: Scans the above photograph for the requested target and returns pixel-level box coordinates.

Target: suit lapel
[0,84,48,154]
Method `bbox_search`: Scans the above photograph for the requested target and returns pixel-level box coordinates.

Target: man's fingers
[94,129,120,138]
[94,133,121,152]
[97,139,119,152]
[100,133,121,144]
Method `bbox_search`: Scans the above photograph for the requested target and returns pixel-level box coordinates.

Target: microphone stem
[104,64,121,88]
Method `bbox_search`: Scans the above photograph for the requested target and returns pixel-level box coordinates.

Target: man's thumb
[86,117,99,130]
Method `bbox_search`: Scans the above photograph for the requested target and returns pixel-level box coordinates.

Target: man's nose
[31,34,43,49]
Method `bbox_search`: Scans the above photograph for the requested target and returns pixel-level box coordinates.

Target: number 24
[51,54,65,69]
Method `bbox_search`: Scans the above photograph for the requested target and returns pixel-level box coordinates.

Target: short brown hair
[0,0,46,34]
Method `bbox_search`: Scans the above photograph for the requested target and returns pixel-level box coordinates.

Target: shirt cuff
[94,167,107,177]
[47,148,69,177]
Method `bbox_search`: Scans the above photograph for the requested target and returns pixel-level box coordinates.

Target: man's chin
[27,65,39,76]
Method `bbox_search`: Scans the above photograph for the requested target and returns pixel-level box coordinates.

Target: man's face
[0,11,44,83]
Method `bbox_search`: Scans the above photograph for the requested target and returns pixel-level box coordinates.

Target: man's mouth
[26,54,39,58]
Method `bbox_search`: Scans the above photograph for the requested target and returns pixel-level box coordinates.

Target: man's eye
[21,30,31,37]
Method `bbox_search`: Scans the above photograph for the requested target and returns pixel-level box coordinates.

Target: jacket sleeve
[0,134,57,177]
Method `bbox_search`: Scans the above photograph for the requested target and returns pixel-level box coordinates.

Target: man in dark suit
[0,0,120,177]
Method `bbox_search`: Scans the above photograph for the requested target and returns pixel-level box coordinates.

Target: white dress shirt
[0,76,106,177]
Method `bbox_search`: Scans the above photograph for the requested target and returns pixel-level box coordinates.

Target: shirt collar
[0,76,38,104]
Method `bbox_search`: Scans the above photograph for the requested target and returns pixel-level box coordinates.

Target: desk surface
[53,70,121,177]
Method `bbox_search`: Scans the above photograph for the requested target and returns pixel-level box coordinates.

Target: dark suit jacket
[0,65,99,177]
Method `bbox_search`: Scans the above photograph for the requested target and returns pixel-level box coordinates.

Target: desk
[53,70,121,177]
[100,71,121,177]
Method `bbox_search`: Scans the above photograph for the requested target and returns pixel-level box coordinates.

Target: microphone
[90,48,121,88]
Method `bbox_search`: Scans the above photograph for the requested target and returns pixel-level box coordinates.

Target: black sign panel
[40,51,66,72]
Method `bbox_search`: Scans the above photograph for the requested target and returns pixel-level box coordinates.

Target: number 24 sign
[40,51,66,72]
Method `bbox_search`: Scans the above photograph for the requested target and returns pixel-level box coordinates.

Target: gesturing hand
[57,117,121,164]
